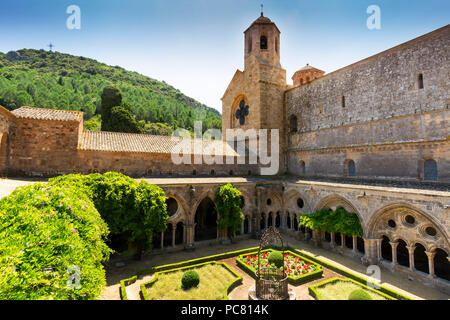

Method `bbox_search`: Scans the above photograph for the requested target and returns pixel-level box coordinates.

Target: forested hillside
[0,49,222,135]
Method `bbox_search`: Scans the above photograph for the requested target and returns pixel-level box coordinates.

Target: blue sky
[0,0,449,112]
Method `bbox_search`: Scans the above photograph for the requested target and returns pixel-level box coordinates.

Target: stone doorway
[194,198,217,242]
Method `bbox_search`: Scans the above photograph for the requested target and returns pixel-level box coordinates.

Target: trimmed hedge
[181,270,200,289]
[308,277,395,300]
[349,289,372,300]
[140,262,242,300]
[268,251,284,268]
[120,247,258,300]
[261,244,413,300]
[236,249,323,285]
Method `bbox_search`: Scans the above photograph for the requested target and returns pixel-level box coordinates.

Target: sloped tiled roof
[79,131,239,156]
[12,107,83,122]
[244,14,280,33]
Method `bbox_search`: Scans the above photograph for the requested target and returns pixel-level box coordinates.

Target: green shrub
[181,270,200,290]
[49,173,169,254]
[0,172,170,300]
[348,289,372,300]
[299,208,363,237]
[268,251,284,268]
[214,184,244,237]
[0,183,111,300]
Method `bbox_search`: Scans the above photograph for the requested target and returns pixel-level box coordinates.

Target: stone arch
[265,191,282,212]
[239,190,253,217]
[165,193,188,224]
[367,203,450,249]
[283,189,309,213]
[194,196,218,242]
[314,194,363,230]
[289,114,298,133]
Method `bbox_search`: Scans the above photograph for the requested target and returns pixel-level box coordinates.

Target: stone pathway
[101,235,450,300]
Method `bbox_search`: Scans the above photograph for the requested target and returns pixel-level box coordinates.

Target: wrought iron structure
[256,227,289,300]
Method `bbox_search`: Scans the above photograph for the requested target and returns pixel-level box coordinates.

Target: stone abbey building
[0,15,449,293]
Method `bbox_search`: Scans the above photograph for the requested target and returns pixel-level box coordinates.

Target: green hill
[0,49,222,135]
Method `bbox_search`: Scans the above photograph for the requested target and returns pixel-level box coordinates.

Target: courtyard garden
[309,277,394,300]
[141,262,241,300]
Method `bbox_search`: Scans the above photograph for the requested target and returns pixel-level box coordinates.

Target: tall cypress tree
[100,86,122,131]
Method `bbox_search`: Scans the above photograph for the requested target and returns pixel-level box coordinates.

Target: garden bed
[308,277,395,300]
[140,262,242,300]
[236,249,323,285]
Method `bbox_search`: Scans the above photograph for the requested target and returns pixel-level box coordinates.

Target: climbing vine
[299,208,363,237]
[214,184,244,237]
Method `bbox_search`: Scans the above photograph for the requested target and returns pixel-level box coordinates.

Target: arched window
[381,235,392,261]
[423,159,437,181]
[342,96,346,108]
[345,160,356,177]
[289,115,298,133]
[417,73,424,89]
[260,36,268,50]
[414,243,429,274]
[299,161,306,175]
[275,37,278,53]
[248,36,252,53]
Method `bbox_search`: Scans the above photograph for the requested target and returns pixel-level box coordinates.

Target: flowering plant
[241,250,318,277]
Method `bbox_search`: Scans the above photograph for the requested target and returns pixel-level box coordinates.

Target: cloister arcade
[148,182,449,293]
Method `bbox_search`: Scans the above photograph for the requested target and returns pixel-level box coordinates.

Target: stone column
[341,235,346,249]
[183,224,186,244]
[362,238,380,265]
[407,245,416,272]
[241,220,244,235]
[160,231,164,250]
[184,223,195,248]
[172,224,176,247]
[352,235,358,254]
[330,232,336,248]
[425,250,436,278]
[390,241,399,267]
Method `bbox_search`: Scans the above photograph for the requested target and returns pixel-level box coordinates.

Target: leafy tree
[109,106,143,133]
[48,172,169,259]
[100,85,122,130]
[0,182,111,300]
[214,183,244,239]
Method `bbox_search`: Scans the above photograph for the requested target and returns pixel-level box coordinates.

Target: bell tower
[221,11,287,175]
[244,11,281,70]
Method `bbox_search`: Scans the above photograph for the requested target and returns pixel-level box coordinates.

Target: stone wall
[0,108,14,175]
[7,118,80,176]
[286,25,450,182]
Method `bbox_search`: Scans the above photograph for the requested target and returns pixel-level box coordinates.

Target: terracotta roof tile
[12,107,83,122]
[79,131,239,156]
